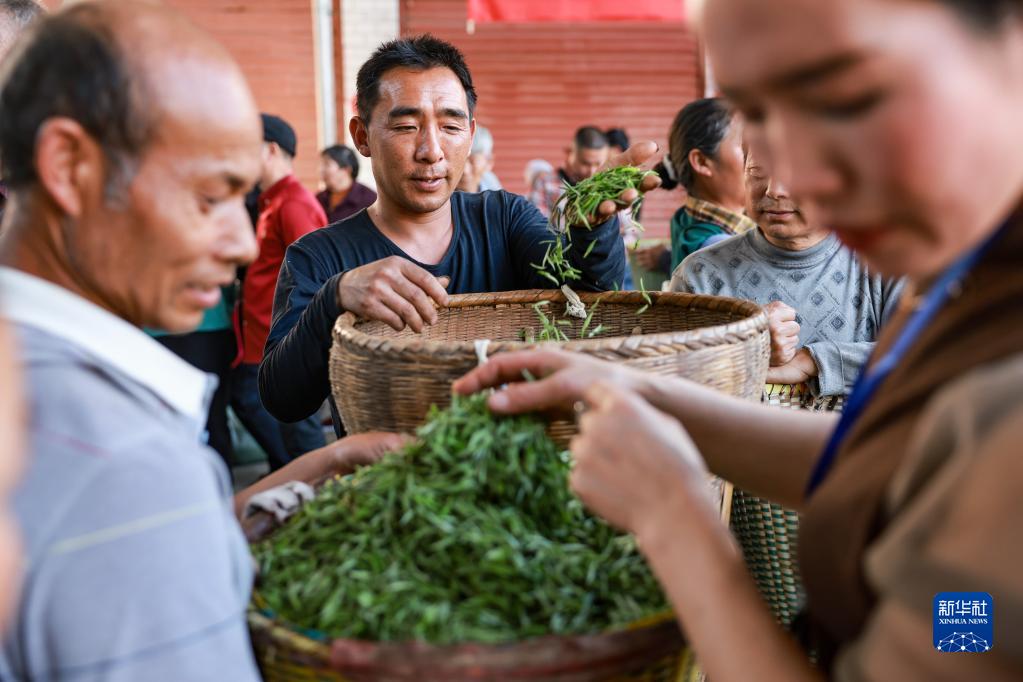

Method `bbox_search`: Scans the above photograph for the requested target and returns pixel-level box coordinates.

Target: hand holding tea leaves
[549,141,662,232]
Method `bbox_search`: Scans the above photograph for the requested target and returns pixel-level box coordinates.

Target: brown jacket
[799,212,1023,671]
[835,353,1023,680]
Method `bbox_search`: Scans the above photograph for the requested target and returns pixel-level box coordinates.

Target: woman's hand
[569,383,715,537]
[452,349,653,417]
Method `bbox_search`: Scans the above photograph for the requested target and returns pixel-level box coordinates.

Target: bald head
[0,0,257,196]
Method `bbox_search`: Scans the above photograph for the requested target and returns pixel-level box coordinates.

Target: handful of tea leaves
[253,393,666,644]
[549,165,658,233]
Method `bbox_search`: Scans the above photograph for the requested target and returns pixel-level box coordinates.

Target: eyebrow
[721,51,868,100]
[223,173,251,192]
[387,106,469,121]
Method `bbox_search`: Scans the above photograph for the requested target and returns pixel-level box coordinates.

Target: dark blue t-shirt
[258,189,624,428]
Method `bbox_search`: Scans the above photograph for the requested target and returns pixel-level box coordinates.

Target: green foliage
[254,394,666,644]
[549,166,657,233]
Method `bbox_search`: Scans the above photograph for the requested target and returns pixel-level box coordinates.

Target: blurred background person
[634,98,754,277]
[457,124,501,192]
[0,0,40,634]
[234,114,328,471]
[605,127,630,155]
[523,158,552,194]
[0,317,23,633]
[317,143,376,224]
[0,0,42,225]
[527,126,635,288]
[527,125,609,218]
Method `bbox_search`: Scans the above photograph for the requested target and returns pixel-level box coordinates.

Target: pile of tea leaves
[253,393,667,644]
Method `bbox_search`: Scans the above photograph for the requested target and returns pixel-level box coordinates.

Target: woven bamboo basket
[244,497,714,682]
[330,290,770,439]
[730,383,845,628]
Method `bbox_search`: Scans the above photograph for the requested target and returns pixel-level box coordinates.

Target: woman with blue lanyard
[454,0,1023,679]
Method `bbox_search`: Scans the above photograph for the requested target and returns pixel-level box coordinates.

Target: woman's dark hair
[667,97,734,194]
[356,34,477,122]
[321,144,359,179]
[939,0,1023,28]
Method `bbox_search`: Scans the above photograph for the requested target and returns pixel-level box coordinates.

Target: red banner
[467,0,685,23]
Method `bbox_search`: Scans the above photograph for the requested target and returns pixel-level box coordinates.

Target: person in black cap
[231,113,329,470]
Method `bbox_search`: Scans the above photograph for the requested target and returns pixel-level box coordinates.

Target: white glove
[243,481,316,523]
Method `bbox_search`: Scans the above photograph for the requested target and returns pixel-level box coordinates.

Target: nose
[415,125,444,165]
[219,199,258,267]
[765,173,790,200]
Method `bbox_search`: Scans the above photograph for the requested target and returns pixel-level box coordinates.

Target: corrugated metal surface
[165,0,323,191]
[401,0,700,237]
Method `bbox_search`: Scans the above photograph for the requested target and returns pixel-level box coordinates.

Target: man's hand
[452,349,652,417]
[327,431,412,474]
[764,301,800,366]
[337,256,450,332]
[570,384,714,537]
[586,141,663,225]
[765,348,818,385]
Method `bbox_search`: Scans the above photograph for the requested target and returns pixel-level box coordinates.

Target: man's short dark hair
[0,4,154,199]
[321,144,360,179]
[605,128,629,151]
[574,126,608,151]
[356,34,477,122]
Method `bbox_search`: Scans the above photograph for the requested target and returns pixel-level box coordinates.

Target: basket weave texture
[730,383,845,627]
[248,290,766,681]
[330,290,770,438]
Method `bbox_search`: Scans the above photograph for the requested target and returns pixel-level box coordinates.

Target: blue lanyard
[804,223,1008,498]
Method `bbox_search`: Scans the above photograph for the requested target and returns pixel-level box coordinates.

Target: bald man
[0,3,400,678]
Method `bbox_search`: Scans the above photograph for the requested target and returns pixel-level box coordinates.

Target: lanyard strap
[804,223,1008,499]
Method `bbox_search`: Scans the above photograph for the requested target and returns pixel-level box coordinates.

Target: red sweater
[239,175,327,364]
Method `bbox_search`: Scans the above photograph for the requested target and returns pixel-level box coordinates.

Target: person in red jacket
[233,114,328,469]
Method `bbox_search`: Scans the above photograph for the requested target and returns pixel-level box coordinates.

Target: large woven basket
[244,496,716,682]
[330,290,770,438]
[730,383,845,628]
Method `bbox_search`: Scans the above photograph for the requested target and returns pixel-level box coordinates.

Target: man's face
[70,59,261,333]
[0,319,24,632]
[566,145,608,183]
[705,0,1023,278]
[745,151,815,243]
[358,67,474,214]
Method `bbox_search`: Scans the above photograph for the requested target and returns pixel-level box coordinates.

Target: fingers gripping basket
[330,290,771,438]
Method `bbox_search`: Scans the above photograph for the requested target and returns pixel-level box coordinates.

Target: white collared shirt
[0,266,212,421]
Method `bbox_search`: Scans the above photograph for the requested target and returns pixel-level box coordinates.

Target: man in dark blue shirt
[259,35,658,431]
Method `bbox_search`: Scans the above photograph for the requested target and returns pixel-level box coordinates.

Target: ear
[350,117,371,157]
[469,117,477,140]
[688,148,714,178]
[34,118,105,219]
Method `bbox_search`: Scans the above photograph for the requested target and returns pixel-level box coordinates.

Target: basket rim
[247,607,683,674]
[333,289,767,356]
